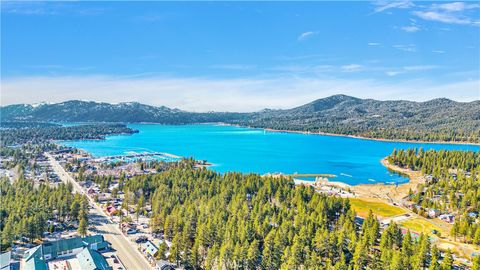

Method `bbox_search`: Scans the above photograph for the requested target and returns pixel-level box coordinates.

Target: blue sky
[1,1,479,111]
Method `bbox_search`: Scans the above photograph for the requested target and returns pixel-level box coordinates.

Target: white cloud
[403,65,439,71]
[269,65,333,74]
[413,10,471,24]
[372,0,414,13]
[368,42,381,46]
[412,2,480,25]
[386,71,404,76]
[372,1,480,25]
[1,1,104,16]
[432,50,446,54]
[433,2,480,12]
[385,65,439,76]
[3,74,476,111]
[393,44,416,52]
[341,64,363,72]
[297,31,317,41]
[401,25,420,32]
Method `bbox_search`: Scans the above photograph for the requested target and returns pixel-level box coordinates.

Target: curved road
[46,153,152,270]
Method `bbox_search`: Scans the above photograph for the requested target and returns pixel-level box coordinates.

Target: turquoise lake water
[59,124,480,185]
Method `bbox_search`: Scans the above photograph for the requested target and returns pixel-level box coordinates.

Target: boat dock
[288,173,337,178]
[95,152,181,163]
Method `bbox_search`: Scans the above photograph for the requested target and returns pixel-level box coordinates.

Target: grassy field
[349,198,406,218]
[399,218,445,236]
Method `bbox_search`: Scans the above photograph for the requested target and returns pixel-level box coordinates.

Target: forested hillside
[1,95,479,143]
[235,95,480,143]
[0,101,246,124]
[0,123,138,146]
[116,160,460,269]
[0,179,89,250]
[388,148,480,245]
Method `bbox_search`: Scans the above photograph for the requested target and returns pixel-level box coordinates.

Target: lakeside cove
[291,158,424,203]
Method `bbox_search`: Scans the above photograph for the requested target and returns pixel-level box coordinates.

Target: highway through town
[46,153,152,270]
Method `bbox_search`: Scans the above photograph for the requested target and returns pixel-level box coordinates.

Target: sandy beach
[319,158,426,203]
[290,157,425,204]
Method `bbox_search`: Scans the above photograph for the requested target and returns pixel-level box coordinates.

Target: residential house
[97,193,111,202]
[143,241,159,262]
[156,260,175,270]
[106,205,117,216]
[428,209,441,218]
[439,214,455,223]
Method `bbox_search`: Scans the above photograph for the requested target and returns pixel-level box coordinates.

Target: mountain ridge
[2,95,479,143]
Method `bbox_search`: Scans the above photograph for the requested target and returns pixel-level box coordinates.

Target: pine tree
[246,239,260,269]
[136,195,144,222]
[413,233,430,269]
[472,256,480,270]
[390,250,404,270]
[78,216,88,236]
[262,230,280,270]
[169,233,182,266]
[429,245,440,270]
[334,252,348,270]
[353,240,367,270]
[401,230,413,268]
[1,219,14,247]
[440,249,453,270]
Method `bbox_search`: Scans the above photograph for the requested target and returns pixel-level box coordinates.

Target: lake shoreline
[59,123,478,187]
[56,121,479,146]
[318,158,425,202]
[215,122,480,146]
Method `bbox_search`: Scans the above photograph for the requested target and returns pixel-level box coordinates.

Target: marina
[93,152,181,163]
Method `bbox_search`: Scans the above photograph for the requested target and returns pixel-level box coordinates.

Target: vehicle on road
[126,228,137,234]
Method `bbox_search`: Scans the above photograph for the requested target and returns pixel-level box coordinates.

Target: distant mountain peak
[292,94,361,113]
[423,97,454,104]
[324,94,358,100]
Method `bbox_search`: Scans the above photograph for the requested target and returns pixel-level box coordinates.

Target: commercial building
[23,235,111,270]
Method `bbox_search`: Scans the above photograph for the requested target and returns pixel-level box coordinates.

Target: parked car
[135,236,148,243]
[126,228,137,234]
[152,233,164,239]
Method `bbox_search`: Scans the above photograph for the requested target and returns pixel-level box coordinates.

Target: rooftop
[77,247,112,270]
[0,252,11,270]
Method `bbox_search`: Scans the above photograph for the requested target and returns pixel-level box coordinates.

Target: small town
[0,147,181,270]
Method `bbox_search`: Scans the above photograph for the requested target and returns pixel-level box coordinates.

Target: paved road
[46,153,152,270]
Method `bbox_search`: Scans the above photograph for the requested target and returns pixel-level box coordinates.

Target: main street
[46,153,152,270]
